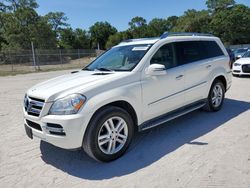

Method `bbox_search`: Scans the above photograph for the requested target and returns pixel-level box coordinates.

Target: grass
[0,57,92,77]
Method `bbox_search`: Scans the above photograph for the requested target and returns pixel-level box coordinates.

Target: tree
[105,31,132,49]
[58,28,90,49]
[206,0,235,12]
[210,4,250,45]
[172,10,211,33]
[148,18,177,37]
[128,16,149,38]
[74,28,90,49]
[89,21,117,49]
[128,16,147,29]
[147,18,167,37]
[1,7,56,50]
[58,28,75,49]
[166,16,179,32]
[0,0,38,12]
[44,12,69,31]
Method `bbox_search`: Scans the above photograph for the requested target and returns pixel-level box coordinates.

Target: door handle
[176,75,184,80]
[206,65,212,69]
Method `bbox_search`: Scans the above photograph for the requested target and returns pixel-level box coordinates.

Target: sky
[36,0,250,31]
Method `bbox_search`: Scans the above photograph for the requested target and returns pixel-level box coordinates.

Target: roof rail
[120,37,159,43]
[160,32,214,39]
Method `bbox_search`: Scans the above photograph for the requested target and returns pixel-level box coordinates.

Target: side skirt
[138,99,206,131]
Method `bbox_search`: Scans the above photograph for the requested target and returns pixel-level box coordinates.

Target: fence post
[9,51,14,72]
[35,49,40,70]
[31,41,37,70]
[78,49,80,59]
[59,49,63,66]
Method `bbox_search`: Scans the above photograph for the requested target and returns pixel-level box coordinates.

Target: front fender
[81,81,143,125]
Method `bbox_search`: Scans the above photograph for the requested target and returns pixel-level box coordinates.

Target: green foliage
[172,10,211,33]
[59,28,90,49]
[210,4,250,45]
[128,16,149,38]
[129,16,147,29]
[105,31,132,49]
[44,12,69,31]
[147,16,178,37]
[206,0,235,11]
[89,21,117,49]
[1,7,56,50]
[0,0,250,51]
[1,0,38,12]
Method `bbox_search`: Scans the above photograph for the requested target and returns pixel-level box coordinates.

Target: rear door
[175,40,225,105]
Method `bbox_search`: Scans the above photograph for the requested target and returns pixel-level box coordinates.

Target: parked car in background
[226,48,236,68]
[233,50,250,76]
[234,48,249,59]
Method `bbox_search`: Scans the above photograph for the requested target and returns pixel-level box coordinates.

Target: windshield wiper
[82,67,92,71]
[95,67,114,72]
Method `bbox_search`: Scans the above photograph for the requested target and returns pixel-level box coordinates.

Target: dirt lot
[0,71,250,188]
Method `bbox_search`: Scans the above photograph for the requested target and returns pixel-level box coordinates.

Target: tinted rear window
[175,41,207,65]
[200,41,224,59]
[175,41,224,65]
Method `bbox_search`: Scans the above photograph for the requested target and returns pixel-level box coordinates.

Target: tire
[83,106,134,162]
[203,79,225,112]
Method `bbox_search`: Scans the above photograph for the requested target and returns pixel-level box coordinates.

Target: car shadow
[40,98,250,180]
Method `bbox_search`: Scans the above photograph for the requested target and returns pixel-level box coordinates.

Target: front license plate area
[24,124,33,139]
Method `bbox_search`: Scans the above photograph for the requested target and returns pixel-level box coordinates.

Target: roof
[117,37,160,46]
[117,32,216,47]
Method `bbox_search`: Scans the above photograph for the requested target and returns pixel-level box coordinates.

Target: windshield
[235,48,248,54]
[243,51,250,58]
[84,44,152,71]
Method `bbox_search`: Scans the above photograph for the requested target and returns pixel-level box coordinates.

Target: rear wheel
[83,106,134,162]
[203,79,225,112]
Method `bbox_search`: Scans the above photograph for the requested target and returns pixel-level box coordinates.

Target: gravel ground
[0,70,250,188]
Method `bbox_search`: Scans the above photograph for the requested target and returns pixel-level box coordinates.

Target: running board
[139,100,206,131]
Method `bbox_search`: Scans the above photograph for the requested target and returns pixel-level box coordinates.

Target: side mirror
[146,64,166,76]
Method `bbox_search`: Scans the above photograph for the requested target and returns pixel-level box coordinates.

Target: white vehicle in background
[234,48,248,59]
[233,50,250,76]
[23,32,232,162]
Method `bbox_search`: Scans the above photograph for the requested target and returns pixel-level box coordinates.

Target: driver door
[141,43,185,122]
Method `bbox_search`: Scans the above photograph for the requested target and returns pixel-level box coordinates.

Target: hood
[235,57,250,65]
[27,71,121,102]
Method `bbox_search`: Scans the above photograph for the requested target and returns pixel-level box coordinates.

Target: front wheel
[83,106,134,162]
[203,79,225,112]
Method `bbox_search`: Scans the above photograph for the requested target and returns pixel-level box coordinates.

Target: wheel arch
[214,75,227,90]
[83,100,139,140]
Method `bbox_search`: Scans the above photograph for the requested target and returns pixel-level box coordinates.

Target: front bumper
[23,110,92,149]
[233,65,250,75]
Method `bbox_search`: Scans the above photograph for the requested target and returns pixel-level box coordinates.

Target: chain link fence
[0,49,103,75]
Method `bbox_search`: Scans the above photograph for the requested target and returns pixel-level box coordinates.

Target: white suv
[23,33,232,162]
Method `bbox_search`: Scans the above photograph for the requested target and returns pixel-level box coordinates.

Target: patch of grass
[0,57,93,77]
[0,67,82,77]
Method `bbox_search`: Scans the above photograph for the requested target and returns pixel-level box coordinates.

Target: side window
[150,43,176,69]
[174,41,207,65]
[201,41,224,58]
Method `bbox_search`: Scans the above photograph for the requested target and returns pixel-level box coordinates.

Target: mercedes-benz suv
[23,32,232,162]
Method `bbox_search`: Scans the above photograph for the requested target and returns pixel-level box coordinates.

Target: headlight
[49,94,86,115]
[234,63,241,66]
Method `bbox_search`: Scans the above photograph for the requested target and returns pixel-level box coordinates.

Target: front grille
[26,119,42,131]
[24,96,45,117]
[242,64,250,73]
